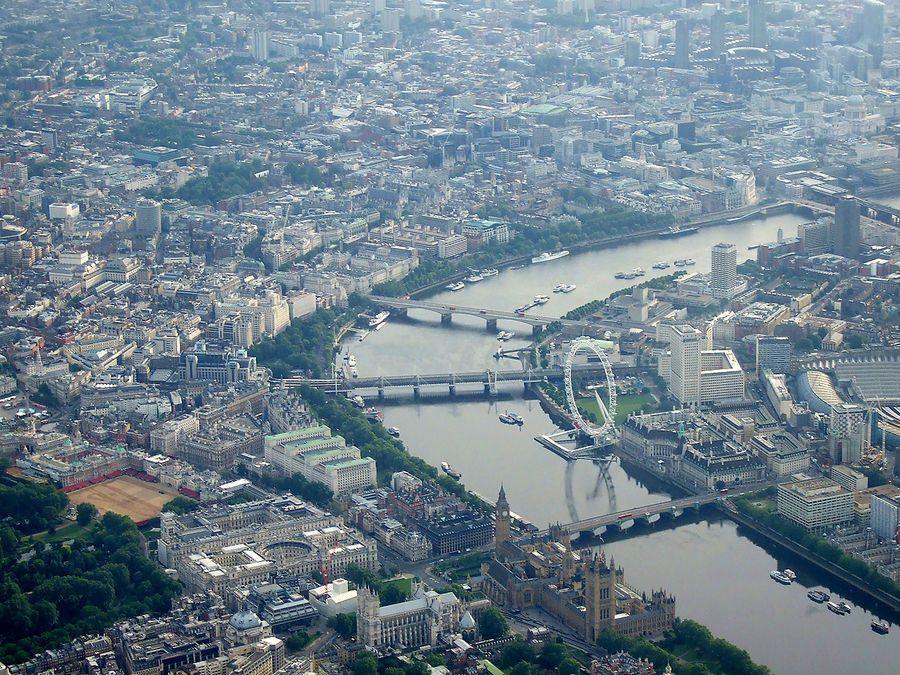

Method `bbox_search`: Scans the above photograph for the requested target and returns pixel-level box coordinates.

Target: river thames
[341,212,900,674]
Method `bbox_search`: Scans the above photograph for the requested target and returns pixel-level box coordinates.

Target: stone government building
[478,487,676,640]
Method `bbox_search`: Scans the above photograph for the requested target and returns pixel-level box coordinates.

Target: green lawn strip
[27,522,91,545]
[382,576,413,596]
[577,393,655,424]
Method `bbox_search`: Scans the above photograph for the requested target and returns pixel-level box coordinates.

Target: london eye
[563,337,618,439]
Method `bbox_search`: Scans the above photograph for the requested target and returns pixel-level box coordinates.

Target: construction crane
[320,548,335,593]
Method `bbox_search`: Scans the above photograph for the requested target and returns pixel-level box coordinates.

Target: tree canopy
[0,510,180,664]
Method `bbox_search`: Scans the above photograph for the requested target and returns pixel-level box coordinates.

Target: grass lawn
[27,521,91,545]
[433,551,489,582]
[751,497,777,512]
[577,392,655,424]
[382,576,413,596]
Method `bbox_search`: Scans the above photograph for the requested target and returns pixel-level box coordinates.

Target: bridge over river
[272,362,623,396]
[535,493,722,537]
[367,295,624,336]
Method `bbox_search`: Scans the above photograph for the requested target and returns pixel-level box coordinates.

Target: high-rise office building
[710,10,725,58]
[135,199,162,237]
[832,196,860,260]
[756,336,791,375]
[674,20,690,69]
[625,35,642,67]
[748,0,767,48]
[381,8,402,32]
[251,29,269,61]
[310,0,330,17]
[829,403,869,465]
[861,0,885,44]
[710,242,737,299]
[870,493,900,542]
[798,219,830,255]
[861,0,885,66]
[670,324,702,406]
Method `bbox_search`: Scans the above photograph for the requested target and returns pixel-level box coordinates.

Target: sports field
[67,476,178,522]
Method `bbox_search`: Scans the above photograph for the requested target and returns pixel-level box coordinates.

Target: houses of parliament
[478,486,676,641]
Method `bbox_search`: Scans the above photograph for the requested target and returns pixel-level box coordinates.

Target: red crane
[320,548,335,592]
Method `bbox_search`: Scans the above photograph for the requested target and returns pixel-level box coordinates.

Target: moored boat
[367,311,389,328]
[783,569,796,581]
[871,620,889,634]
[770,570,791,585]
[837,601,851,614]
[531,250,570,264]
[561,284,576,293]
[807,590,829,603]
[440,461,461,480]
[499,411,517,425]
[350,395,365,408]
[364,407,383,422]
[827,601,845,615]
[553,283,566,293]
[510,412,524,424]
[652,261,671,269]
[480,268,499,277]
[533,294,550,305]
[684,258,696,265]
[632,267,645,277]
[445,281,465,291]
[387,426,400,437]
[659,225,699,239]
[463,273,484,283]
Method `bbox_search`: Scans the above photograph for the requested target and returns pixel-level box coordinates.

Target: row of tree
[598,619,771,675]
[249,304,346,378]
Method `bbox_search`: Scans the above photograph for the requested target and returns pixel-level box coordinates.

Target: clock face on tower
[501,509,509,518]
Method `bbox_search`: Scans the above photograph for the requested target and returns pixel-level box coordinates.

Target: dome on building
[848,94,865,107]
[460,610,476,630]
[229,610,262,631]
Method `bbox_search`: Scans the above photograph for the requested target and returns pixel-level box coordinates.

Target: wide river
[342,213,900,673]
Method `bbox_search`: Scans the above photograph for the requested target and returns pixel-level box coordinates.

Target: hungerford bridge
[273,338,627,461]
[274,363,615,397]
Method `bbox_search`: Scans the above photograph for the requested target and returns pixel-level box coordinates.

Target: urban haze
[0,1,899,675]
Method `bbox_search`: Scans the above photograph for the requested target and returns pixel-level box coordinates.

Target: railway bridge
[272,362,619,397]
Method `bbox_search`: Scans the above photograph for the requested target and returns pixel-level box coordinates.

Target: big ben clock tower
[495,484,511,554]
